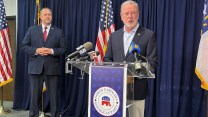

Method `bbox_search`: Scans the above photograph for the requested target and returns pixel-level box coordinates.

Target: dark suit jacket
[21,25,66,75]
[104,26,158,100]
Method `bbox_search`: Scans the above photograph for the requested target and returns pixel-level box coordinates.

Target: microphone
[78,51,100,61]
[129,42,141,54]
[66,42,93,60]
[129,42,142,73]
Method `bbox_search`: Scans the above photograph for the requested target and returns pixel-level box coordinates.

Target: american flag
[195,0,208,90]
[0,0,13,87]
[95,0,115,61]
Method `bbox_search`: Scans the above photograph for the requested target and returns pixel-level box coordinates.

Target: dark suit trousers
[29,68,59,117]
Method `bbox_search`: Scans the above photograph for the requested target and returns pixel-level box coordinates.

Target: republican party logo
[93,87,120,116]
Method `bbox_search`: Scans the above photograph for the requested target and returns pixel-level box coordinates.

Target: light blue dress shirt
[123,24,139,55]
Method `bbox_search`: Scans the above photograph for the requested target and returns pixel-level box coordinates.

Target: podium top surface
[65,60,155,78]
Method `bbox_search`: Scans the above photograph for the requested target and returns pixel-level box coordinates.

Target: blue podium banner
[88,64,127,117]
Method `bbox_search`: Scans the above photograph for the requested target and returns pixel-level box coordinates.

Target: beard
[124,21,138,30]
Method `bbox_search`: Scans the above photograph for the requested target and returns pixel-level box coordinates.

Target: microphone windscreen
[83,42,93,51]
[129,42,141,54]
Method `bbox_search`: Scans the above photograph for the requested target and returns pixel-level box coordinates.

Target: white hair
[120,0,139,13]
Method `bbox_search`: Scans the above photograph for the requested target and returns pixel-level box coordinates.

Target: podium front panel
[88,64,127,117]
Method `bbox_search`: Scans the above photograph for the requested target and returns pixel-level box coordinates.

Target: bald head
[40,8,52,15]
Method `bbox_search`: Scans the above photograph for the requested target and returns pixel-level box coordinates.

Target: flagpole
[0,86,11,115]
[36,0,41,25]
[39,91,45,117]
[105,0,109,30]
[103,0,109,57]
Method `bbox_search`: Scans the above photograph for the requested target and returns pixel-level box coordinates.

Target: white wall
[3,0,17,16]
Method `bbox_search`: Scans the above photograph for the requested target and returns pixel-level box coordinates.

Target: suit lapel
[124,26,144,59]
[45,26,55,43]
[37,26,44,44]
[131,26,144,44]
[118,28,126,58]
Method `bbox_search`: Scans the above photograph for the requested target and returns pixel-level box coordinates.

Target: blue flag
[195,0,208,90]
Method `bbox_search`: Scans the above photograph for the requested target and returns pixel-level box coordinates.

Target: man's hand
[36,47,52,56]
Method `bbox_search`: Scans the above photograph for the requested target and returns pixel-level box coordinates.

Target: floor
[0,101,28,117]
[0,101,51,117]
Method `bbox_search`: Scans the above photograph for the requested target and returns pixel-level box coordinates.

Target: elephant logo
[101,96,111,106]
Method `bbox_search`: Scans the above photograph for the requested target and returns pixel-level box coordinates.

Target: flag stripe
[4,29,12,60]
[1,29,12,64]
[0,30,12,81]
[0,30,12,75]
[96,38,104,59]
[0,64,7,81]
[0,44,11,81]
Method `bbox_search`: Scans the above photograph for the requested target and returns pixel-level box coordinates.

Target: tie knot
[44,26,47,30]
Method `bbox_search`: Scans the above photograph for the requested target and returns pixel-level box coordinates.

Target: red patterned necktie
[43,27,47,42]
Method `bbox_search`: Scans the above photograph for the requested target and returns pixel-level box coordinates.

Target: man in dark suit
[104,0,158,117]
[21,8,66,117]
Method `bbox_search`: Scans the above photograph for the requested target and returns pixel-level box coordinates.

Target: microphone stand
[134,52,142,73]
[138,54,148,62]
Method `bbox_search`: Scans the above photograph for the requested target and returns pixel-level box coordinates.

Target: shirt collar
[42,24,51,30]
[123,23,139,33]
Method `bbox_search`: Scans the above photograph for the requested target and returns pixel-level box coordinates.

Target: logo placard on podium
[88,64,127,117]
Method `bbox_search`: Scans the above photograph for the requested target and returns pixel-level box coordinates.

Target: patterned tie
[43,27,47,42]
